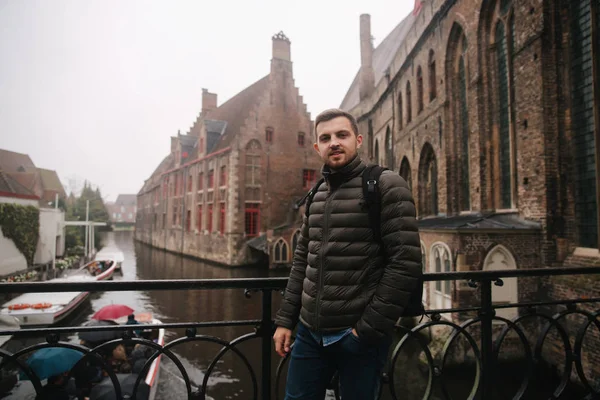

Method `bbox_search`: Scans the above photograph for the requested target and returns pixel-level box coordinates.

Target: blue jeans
[285,323,391,400]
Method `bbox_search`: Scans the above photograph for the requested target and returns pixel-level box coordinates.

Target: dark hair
[314,108,359,139]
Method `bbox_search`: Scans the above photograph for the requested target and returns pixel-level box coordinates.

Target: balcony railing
[0,266,599,399]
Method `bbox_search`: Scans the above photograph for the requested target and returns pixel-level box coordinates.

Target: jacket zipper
[315,188,334,332]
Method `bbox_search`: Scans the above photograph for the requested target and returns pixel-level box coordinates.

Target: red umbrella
[92,304,134,320]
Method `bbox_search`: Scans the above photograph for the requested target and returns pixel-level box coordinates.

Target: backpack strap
[296,178,325,219]
[363,164,424,319]
[362,165,387,242]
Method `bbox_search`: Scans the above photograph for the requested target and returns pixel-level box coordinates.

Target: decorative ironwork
[1,267,600,399]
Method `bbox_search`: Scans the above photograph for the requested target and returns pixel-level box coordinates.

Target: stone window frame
[406,80,413,124]
[397,91,403,130]
[484,0,517,211]
[273,238,290,263]
[219,165,227,188]
[430,242,453,309]
[418,142,438,217]
[566,0,600,249]
[265,127,274,143]
[428,49,437,102]
[447,23,471,213]
[416,65,424,114]
[245,203,260,237]
[385,126,393,169]
[399,156,412,190]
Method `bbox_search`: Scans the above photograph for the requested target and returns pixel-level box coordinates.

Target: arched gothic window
[418,143,438,216]
[385,127,393,168]
[406,81,412,123]
[399,156,412,190]
[429,50,437,101]
[447,23,470,212]
[484,0,516,210]
[273,239,289,263]
[397,91,403,130]
[430,243,452,310]
[417,66,424,114]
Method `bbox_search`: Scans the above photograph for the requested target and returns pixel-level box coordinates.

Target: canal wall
[134,228,264,267]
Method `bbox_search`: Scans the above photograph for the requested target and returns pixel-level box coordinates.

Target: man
[273,109,422,400]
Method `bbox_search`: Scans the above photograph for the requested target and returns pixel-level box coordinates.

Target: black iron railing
[1,266,600,399]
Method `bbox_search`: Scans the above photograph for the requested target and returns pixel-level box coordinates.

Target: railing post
[479,279,494,399]
[261,289,273,400]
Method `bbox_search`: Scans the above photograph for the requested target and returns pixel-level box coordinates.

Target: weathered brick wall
[136,37,321,266]
[352,0,571,266]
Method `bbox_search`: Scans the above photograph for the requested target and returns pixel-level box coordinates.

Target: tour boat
[79,312,164,400]
[95,248,124,272]
[0,259,118,327]
[0,290,90,327]
[64,258,117,281]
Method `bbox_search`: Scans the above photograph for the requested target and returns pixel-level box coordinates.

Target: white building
[0,170,65,275]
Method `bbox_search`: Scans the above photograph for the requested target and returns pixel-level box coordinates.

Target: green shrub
[0,203,39,266]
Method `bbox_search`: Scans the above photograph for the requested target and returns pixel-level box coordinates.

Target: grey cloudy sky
[0,0,412,201]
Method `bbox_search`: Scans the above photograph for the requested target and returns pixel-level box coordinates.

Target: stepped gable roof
[209,75,270,152]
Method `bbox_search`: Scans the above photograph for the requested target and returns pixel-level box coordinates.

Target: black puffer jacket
[275,156,422,343]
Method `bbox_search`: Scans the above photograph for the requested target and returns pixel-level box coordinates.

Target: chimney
[272,31,291,62]
[359,14,375,101]
[202,88,217,114]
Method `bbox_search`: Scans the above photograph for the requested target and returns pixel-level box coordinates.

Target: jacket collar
[321,156,366,189]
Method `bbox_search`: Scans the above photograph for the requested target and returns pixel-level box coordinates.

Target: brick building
[136,32,321,265]
[107,194,137,230]
[322,0,599,317]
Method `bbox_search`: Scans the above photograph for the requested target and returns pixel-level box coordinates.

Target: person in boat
[35,373,75,400]
[102,342,153,377]
[125,314,142,337]
[103,343,132,375]
[87,262,100,276]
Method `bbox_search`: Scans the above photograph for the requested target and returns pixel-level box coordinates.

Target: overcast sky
[0,0,413,201]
